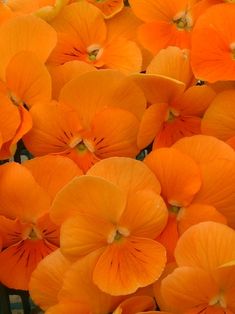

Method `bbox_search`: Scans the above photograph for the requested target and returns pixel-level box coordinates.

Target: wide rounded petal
[91,107,140,159]
[144,148,201,207]
[59,70,146,127]
[161,267,218,313]
[178,203,227,234]
[50,175,126,225]
[119,190,168,239]
[29,249,71,310]
[175,222,235,271]
[173,85,216,116]
[191,4,235,82]
[201,90,235,141]
[0,15,57,80]
[131,74,185,105]
[89,0,124,18]
[0,162,51,222]
[58,250,122,313]
[93,236,166,295]
[23,101,83,156]
[45,302,90,314]
[173,135,235,164]
[87,157,161,196]
[48,61,96,99]
[147,47,193,87]
[193,159,235,227]
[23,155,82,200]
[102,38,142,74]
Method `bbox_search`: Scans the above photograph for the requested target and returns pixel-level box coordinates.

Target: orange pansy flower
[161,222,235,313]
[0,15,56,158]
[23,70,146,172]
[48,2,142,74]
[132,47,215,149]
[0,156,81,290]
[144,144,235,260]
[50,174,167,295]
[129,0,198,54]
[191,3,235,82]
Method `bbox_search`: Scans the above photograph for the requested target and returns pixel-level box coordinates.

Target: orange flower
[0,156,81,290]
[50,173,167,295]
[161,222,235,313]
[144,141,235,260]
[23,70,146,172]
[0,15,56,158]
[132,47,215,149]
[191,3,235,82]
[129,0,199,54]
[31,249,158,313]
[48,2,142,74]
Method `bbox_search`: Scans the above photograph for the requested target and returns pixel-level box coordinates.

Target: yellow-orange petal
[147,47,193,88]
[193,159,235,227]
[50,175,126,225]
[102,38,142,74]
[91,107,140,159]
[6,51,51,108]
[23,155,82,200]
[58,249,122,313]
[59,70,146,127]
[0,15,57,80]
[161,267,218,313]
[93,236,166,295]
[173,135,235,164]
[178,203,227,234]
[175,221,235,271]
[173,85,216,116]
[29,249,71,310]
[87,157,161,196]
[119,190,168,239]
[137,103,168,149]
[131,74,185,105]
[201,90,235,141]
[0,162,51,223]
[191,4,235,82]
[48,61,96,99]
[45,302,90,314]
[144,148,201,207]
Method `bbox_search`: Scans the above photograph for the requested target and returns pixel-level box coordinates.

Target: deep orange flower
[0,156,81,290]
[50,172,167,295]
[23,70,146,172]
[31,248,158,313]
[161,222,235,313]
[132,47,215,149]
[144,142,235,260]
[0,15,56,158]
[129,0,199,54]
[48,2,142,74]
[191,3,235,82]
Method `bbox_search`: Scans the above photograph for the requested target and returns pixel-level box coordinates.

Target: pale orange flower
[48,2,142,74]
